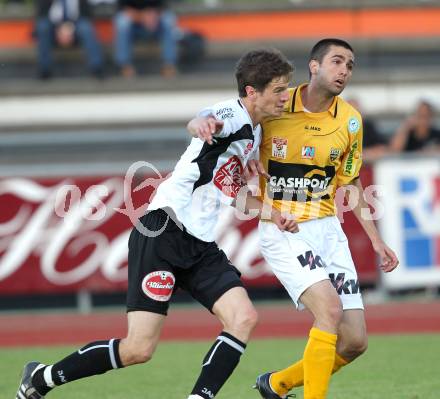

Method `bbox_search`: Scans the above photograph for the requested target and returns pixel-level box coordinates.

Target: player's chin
[272,107,284,117]
[330,87,344,96]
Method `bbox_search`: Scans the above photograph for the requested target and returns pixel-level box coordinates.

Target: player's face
[314,45,354,96]
[255,75,290,119]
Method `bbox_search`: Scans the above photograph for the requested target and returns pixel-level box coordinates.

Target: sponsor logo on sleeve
[272,137,288,159]
[141,271,175,302]
[343,140,359,176]
[348,117,360,134]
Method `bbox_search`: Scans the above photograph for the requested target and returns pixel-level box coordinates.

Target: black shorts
[126,208,243,315]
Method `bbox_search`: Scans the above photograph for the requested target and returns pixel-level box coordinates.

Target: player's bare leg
[188,287,258,399]
[213,286,258,342]
[336,309,368,362]
[119,311,165,365]
[17,311,164,398]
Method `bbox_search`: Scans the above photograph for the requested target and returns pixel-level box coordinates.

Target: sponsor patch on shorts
[141,271,175,302]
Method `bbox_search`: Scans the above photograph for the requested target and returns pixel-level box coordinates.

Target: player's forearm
[233,188,273,220]
[349,178,383,245]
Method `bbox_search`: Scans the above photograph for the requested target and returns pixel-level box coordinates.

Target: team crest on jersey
[272,137,288,159]
[348,117,360,134]
[141,271,175,302]
[214,155,244,198]
[329,148,341,162]
[301,146,315,159]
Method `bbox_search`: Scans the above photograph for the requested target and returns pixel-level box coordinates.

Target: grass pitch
[3,334,440,399]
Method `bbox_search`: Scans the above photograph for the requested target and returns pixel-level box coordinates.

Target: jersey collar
[290,83,338,118]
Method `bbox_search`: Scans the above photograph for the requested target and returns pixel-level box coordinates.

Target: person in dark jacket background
[114,0,179,78]
[35,0,104,79]
[390,100,440,153]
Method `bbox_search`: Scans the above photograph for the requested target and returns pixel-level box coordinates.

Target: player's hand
[373,240,399,272]
[271,210,299,233]
[244,160,270,181]
[190,116,223,145]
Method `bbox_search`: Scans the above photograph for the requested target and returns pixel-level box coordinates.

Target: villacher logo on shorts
[141,271,175,302]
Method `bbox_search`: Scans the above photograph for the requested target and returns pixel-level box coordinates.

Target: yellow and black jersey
[259,84,363,222]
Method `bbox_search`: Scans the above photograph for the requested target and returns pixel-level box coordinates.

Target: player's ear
[309,60,319,77]
[245,85,256,98]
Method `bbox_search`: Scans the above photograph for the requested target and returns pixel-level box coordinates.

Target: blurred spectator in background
[114,0,179,78]
[390,100,440,153]
[347,98,390,162]
[35,0,105,79]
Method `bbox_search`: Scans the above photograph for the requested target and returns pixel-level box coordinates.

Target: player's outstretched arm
[187,115,224,145]
[348,178,399,273]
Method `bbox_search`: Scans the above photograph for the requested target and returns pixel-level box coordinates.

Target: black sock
[32,338,123,395]
[190,332,246,399]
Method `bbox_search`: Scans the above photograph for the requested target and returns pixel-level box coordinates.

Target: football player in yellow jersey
[250,38,399,399]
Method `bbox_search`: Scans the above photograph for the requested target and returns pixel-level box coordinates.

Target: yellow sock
[270,352,349,395]
[303,327,337,399]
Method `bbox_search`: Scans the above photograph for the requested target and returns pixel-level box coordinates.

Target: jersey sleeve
[337,112,363,186]
[197,103,238,139]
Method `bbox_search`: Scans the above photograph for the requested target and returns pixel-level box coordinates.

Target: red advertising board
[0,167,376,295]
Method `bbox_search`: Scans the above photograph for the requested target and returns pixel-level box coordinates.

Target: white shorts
[259,216,364,311]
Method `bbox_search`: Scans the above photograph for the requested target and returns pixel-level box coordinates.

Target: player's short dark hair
[309,38,354,63]
[235,49,293,98]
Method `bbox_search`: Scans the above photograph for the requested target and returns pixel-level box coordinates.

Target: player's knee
[339,335,368,361]
[231,306,258,334]
[129,347,154,364]
[120,340,155,365]
[349,335,368,358]
[243,306,259,331]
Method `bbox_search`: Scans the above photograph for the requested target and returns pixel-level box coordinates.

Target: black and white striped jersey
[148,98,261,242]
